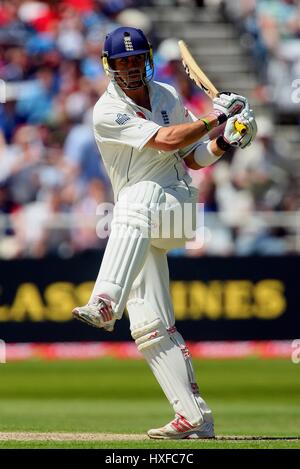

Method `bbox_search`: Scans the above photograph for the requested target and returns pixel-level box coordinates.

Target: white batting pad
[129,299,207,426]
[168,328,213,422]
[89,181,165,317]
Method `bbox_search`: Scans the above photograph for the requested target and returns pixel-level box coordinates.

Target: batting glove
[223,108,257,149]
[213,92,249,119]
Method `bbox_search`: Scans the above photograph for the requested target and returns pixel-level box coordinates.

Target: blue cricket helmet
[103,26,151,59]
[101,27,154,88]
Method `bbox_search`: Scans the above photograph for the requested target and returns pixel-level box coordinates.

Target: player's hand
[223,108,257,149]
[213,92,249,118]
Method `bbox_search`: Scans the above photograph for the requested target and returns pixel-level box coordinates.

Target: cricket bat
[178,40,247,135]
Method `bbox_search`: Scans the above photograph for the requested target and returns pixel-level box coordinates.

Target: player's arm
[145,91,251,152]
[184,139,224,170]
[145,112,220,151]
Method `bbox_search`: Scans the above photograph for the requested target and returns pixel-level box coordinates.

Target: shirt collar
[107,80,136,106]
[107,80,156,112]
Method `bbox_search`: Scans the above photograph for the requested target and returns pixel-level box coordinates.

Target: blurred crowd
[0,0,299,258]
[221,0,300,116]
[0,0,147,258]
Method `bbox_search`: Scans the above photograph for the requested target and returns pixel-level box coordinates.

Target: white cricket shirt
[93,80,201,199]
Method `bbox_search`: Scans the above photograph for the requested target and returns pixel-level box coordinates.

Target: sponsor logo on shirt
[161,110,170,124]
[115,113,131,125]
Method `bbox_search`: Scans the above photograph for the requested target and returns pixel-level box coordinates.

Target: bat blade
[178,40,218,99]
[178,40,247,136]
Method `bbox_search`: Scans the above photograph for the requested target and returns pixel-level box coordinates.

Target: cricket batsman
[73,27,257,439]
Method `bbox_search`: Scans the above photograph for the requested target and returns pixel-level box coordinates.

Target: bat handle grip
[234,121,247,135]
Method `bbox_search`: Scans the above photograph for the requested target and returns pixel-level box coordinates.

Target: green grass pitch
[0,357,300,449]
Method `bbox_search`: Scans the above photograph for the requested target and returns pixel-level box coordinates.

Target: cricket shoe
[72,295,116,331]
[147,414,214,440]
